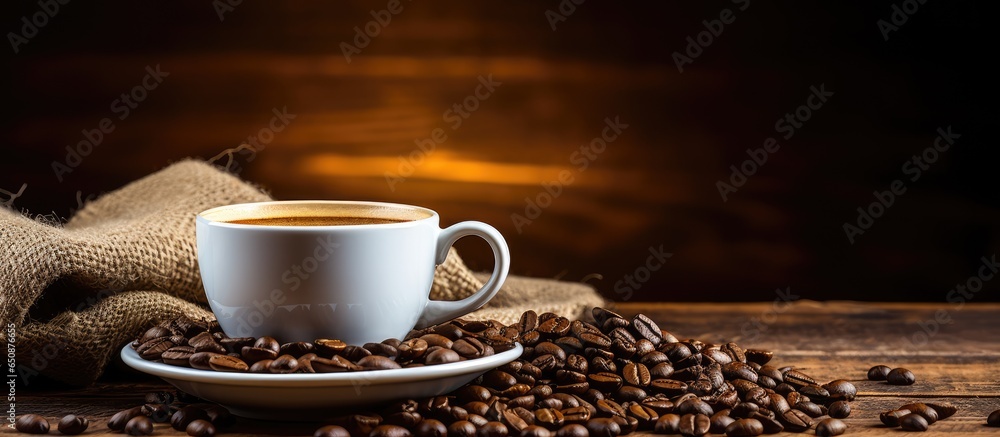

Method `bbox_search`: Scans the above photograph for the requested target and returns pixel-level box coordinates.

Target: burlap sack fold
[0,160,603,385]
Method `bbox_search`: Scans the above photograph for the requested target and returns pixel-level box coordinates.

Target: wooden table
[8,302,1000,435]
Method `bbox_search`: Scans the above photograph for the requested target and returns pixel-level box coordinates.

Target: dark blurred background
[2,1,996,302]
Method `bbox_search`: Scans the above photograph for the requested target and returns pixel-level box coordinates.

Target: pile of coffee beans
[867,365,916,386]
[131,315,508,373]
[19,308,981,436]
[879,402,957,432]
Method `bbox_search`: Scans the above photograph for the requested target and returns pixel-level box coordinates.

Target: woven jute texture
[0,160,603,385]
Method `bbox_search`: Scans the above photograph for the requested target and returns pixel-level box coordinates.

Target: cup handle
[415,221,510,329]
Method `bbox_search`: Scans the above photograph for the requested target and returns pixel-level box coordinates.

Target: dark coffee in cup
[226,216,408,226]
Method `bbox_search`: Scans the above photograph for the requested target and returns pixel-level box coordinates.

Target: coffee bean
[426,348,461,365]
[815,418,847,436]
[219,336,254,353]
[125,416,154,436]
[709,411,735,434]
[108,407,144,431]
[137,337,175,360]
[899,403,939,424]
[792,400,822,417]
[828,400,851,419]
[369,424,412,437]
[478,421,509,437]
[359,355,403,370]
[677,398,713,417]
[172,406,211,431]
[561,406,590,423]
[630,314,663,345]
[900,413,929,431]
[453,338,491,359]
[141,325,172,343]
[925,402,957,420]
[15,414,49,434]
[748,412,782,434]
[988,409,1000,427]
[584,418,620,437]
[186,419,216,437]
[411,419,446,437]
[621,362,651,387]
[782,369,816,388]
[314,425,351,437]
[446,420,477,437]
[822,379,857,401]
[678,413,710,437]
[265,354,298,373]
[142,402,173,423]
[279,341,314,357]
[650,379,687,396]
[724,418,762,437]
[588,372,623,392]
[887,367,916,385]
[880,409,912,427]
[743,349,772,365]
[555,423,588,437]
[730,402,759,419]
[779,409,813,432]
[240,346,278,363]
[867,364,892,381]
[468,414,489,428]
[208,354,249,372]
[57,414,89,435]
[652,413,680,434]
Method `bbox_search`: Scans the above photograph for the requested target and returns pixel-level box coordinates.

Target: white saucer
[121,343,522,421]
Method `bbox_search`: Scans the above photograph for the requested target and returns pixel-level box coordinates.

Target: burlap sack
[0,160,603,385]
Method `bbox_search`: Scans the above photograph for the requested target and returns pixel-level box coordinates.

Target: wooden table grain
[7,302,1000,435]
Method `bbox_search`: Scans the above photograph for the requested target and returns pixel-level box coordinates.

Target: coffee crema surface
[225,216,408,226]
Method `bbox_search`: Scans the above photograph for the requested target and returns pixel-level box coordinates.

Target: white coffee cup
[196,200,510,345]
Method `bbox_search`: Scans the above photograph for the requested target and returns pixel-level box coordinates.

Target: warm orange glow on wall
[298,151,614,186]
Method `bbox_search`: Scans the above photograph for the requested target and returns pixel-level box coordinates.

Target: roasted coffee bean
[417,333,453,349]
[141,325,172,342]
[621,362,651,387]
[677,398,713,417]
[828,400,851,419]
[925,402,957,420]
[161,345,196,366]
[538,317,571,338]
[240,346,278,363]
[880,409,912,427]
[730,402,759,419]
[275,341,313,357]
[251,336,279,351]
[57,414,89,435]
[594,399,626,418]
[779,409,813,432]
[678,413,710,437]
[518,310,540,332]
[517,425,550,437]
[535,408,565,429]
[822,379,857,400]
[478,421,509,437]
[579,331,612,349]
[15,414,49,434]
[468,414,489,428]
[385,411,423,428]
[630,314,663,345]
[584,418,621,437]
[867,364,892,381]
[142,402,173,422]
[357,355,402,370]
[988,409,1000,427]
[640,398,674,416]
[561,406,590,423]
[125,416,154,436]
[447,420,477,437]
[815,418,847,436]
[709,411,735,434]
[722,362,758,383]
[500,409,529,433]
[724,418,762,437]
[208,354,248,372]
[654,413,681,434]
[649,362,674,380]
[413,419,447,437]
[186,419,217,437]
[743,349,772,365]
[453,338,491,359]
[218,336,254,353]
[591,307,623,326]
[364,342,399,359]
[172,406,211,431]
[650,379,687,396]
[614,386,647,403]
[426,348,461,365]
[263,354,297,373]
[792,400,821,417]
[137,337,174,360]
[395,338,429,361]
[749,412,783,434]
[588,372,623,392]
[108,407,144,431]
[899,403,939,424]
[188,332,216,348]
[311,355,361,372]
[627,403,659,428]
[508,395,536,409]
[887,368,916,385]
[202,405,233,428]
[900,413,929,431]
[553,423,587,437]
[314,425,351,437]
[314,338,348,357]
[782,369,816,387]
[369,424,412,437]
